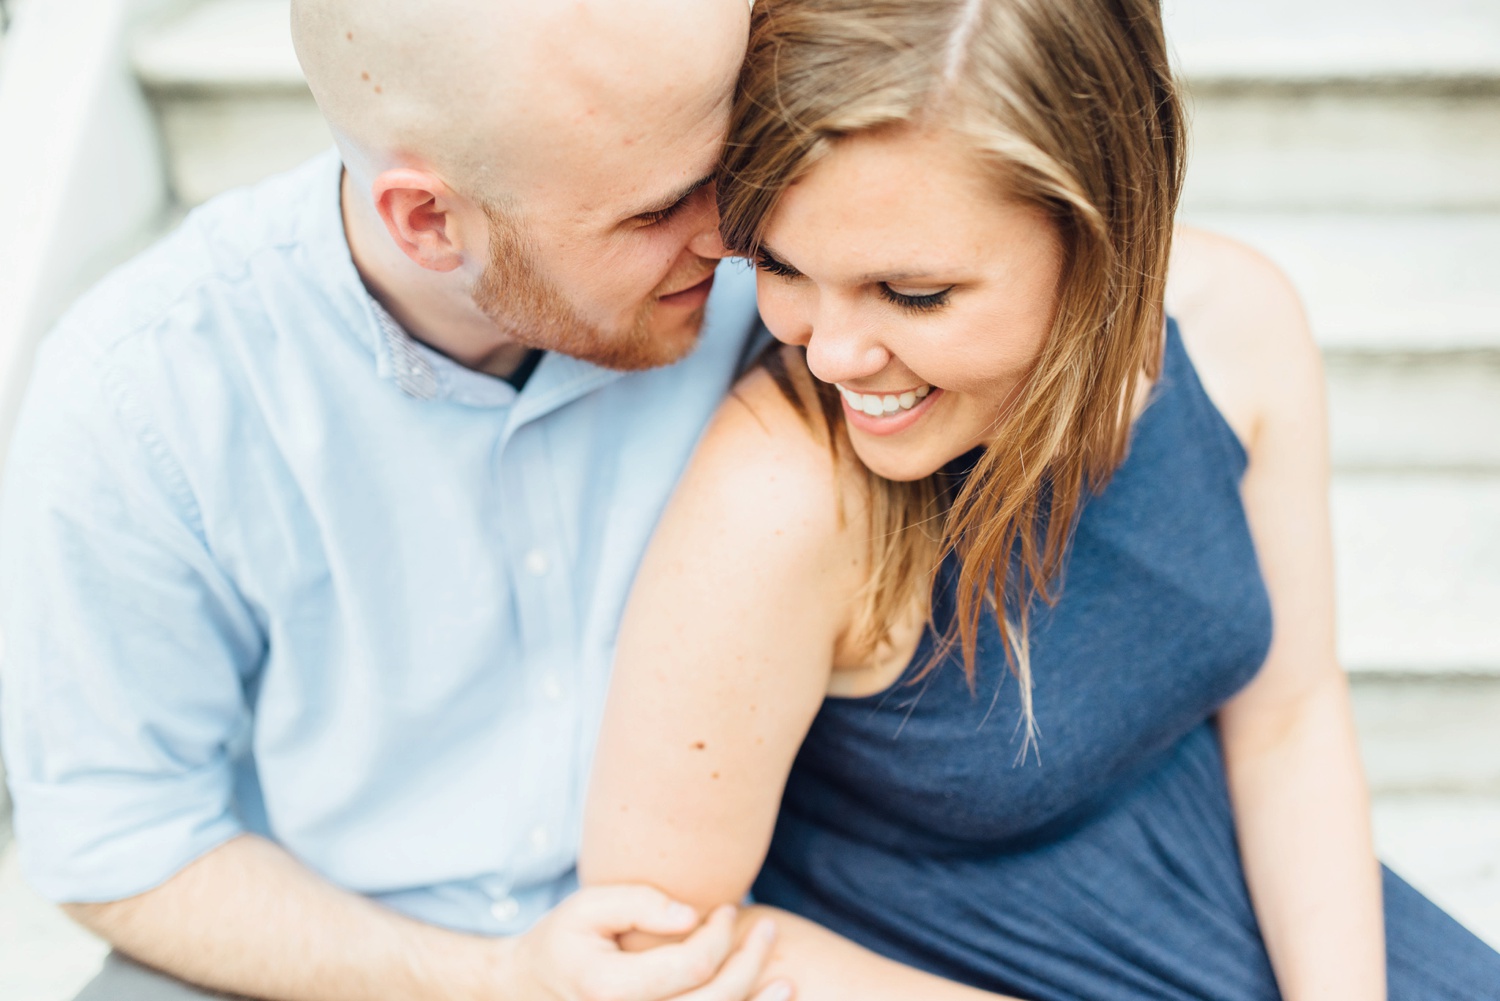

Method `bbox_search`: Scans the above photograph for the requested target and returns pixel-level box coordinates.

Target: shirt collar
[369,298,522,408]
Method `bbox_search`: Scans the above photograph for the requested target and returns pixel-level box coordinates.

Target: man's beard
[472,206,709,372]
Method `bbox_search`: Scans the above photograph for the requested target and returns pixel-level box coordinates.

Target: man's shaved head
[290,0,749,373]
[293,0,745,202]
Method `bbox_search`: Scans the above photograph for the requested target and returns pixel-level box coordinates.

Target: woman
[580,1,1500,998]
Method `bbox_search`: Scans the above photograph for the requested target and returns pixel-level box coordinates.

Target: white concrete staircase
[1,0,1498,997]
[1166,1,1500,826]
[1164,0,1500,947]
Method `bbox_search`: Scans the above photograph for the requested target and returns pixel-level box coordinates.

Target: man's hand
[499,886,790,1001]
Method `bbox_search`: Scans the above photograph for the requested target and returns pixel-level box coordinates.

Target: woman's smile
[837,383,942,436]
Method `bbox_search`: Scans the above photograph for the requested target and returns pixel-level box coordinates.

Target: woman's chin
[848,438,948,483]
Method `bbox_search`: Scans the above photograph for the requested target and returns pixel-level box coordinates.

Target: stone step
[1181,211,1500,472]
[1165,0,1500,85]
[133,1,1500,209]
[1166,0,1500,211]
[131,0,329,206]
[1373,794,1500,950]
[144,0,1500,91]
[1179,83,1500,213]
[1333,473,1500,677]
[1354,675,1500,796]
[0,841,108,1001]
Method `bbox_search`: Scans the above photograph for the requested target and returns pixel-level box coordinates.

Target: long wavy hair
[718,0,1186,749]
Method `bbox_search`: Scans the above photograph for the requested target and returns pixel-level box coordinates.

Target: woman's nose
[803,309,892,387]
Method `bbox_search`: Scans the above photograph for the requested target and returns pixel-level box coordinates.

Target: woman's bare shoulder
[717,349,835,455]
[1166,225,1322,450]
[668,346,867,574]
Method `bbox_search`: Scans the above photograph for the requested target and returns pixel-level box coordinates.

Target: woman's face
[754,127,1064,482]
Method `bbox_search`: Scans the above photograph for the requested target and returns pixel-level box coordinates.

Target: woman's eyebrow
[760,244,948,284]
[853,268,944,283]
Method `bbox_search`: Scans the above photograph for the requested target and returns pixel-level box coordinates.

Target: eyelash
[756,252,954,313]
[636,202,684,227]
[755,251,800,278]
[879,286,953,312]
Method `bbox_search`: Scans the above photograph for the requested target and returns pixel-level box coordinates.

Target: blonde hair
[719,0,1186,750]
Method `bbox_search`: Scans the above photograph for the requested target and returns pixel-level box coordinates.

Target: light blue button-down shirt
[0,152,760,933]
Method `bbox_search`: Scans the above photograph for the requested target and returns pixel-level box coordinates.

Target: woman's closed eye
[755,250,803,279]
[758,249,954,313]
[879,284,953,312]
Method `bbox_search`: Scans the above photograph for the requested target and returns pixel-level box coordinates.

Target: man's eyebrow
[630,173,716,219]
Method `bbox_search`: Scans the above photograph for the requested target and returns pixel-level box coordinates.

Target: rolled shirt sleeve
[0,330,264,902]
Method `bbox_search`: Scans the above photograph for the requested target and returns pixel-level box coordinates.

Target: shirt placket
[498,419,579,883]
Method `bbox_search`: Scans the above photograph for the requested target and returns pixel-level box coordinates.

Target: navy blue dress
[753,321,1500,1000]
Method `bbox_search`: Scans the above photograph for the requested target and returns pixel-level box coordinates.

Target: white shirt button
[490,896,521,922]
[524,548,549,577]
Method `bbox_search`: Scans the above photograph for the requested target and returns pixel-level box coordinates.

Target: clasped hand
[498,886,790,1001]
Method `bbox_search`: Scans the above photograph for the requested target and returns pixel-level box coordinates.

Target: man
[3,0,774,997]
[2,1,1011,999]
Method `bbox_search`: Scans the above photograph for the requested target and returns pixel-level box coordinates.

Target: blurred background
[0,0,1496,996]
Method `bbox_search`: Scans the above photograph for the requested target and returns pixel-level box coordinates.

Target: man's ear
[370,168,470,273]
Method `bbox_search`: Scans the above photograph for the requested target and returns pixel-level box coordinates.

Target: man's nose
[689,224,730,260]
[685,182,730,260]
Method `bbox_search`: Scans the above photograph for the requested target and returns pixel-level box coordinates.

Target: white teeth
[834,383,935,418]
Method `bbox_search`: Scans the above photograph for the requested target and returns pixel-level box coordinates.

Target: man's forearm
[65,834,505,1001]
[743,907,1018,1001]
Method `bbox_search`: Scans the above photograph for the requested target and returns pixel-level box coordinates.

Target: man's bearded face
[471,206,713,372]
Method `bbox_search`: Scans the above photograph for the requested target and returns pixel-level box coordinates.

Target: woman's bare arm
[582,368,1012,1000]
[1177,229,1385,1001]
[582,369,858,914]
